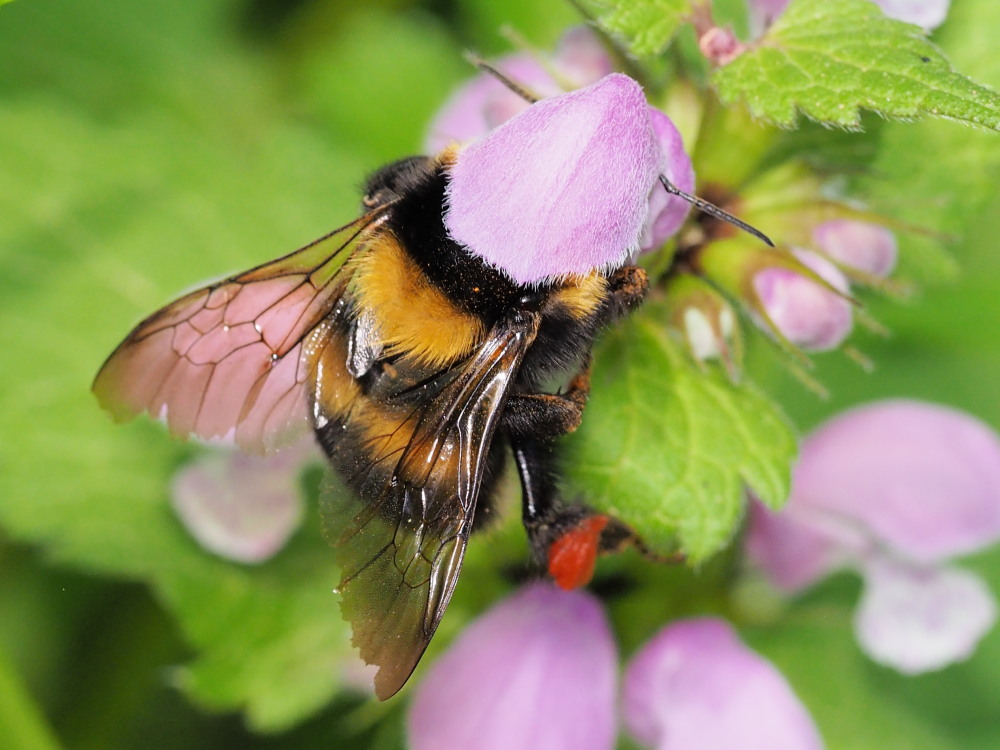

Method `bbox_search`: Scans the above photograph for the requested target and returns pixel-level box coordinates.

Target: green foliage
[565,303,795,562]
[714,0,1000,129]
[1,0,1000,746]
[595,0,693,57]
[0,0,456,734]
[748,599,963,750]
[0,644,63,750]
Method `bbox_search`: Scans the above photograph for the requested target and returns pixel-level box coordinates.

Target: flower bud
[664,274,740,375]
[752,249,853,351]
[698,239,853,353]
[812,219,897,277]
[698,27,745,66]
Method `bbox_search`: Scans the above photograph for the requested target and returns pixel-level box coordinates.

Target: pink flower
[171,440,318,563]
[424,27,612,153]
[753,249,853,351]
[642,109,696,252]
[407,586,823,749]
[871,0,951,29]
[444,74,663,283]
[813,220,898,277]
[429,36,695,279]
[623,619,824,750]
[747,0,950,36]
[407,583,617,750]
[747,400,1000,673]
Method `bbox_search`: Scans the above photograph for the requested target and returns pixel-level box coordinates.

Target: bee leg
[513,437,615,589]
[603,264,648,322]
[502,358,591,440]
[511,437,578,559]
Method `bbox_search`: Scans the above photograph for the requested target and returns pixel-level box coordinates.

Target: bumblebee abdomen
[351,232,485,370]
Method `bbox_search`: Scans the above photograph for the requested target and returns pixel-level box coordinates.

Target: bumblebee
[93,64,775,698]
[93,143,651,698]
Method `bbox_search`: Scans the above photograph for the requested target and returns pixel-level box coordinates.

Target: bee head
[362,156,436,210]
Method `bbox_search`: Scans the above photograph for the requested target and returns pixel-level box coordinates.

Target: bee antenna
[463,51,540,104]
[659,175,774,247]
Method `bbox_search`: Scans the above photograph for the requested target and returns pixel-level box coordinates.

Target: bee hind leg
[502,358,591,440]
[513,436,623,589]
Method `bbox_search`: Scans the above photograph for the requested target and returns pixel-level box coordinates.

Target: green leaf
[0,644,63,750]
[748,600,963,750]
[713,0,1000,129]
[563,303,797,562]
[596,0,694,58]
[0,0,459,731]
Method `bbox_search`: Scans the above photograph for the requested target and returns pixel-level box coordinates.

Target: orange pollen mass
[547,514,610,590]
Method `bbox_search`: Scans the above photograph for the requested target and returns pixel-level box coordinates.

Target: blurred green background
[1,0,999,748]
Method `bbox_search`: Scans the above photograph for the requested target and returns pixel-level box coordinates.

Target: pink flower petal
[445,74,660,283]
[171,441,316,563]
[552,26,615,86]
[746,0,949,35]
[623,618,824,750]
[813,220,897,277]
[873,0,951,29]
[407,583,616,750]
[791,400,1000,563]
[640,108,695,252]
[423,27,612,153]
[753,249,853,351]
[746,0,791,37]
[424,54,558,153]
[746,500,860,593]
[855,557,997,673]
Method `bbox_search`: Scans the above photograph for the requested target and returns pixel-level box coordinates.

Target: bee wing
[323,311,541,700]
[93,209,391,453]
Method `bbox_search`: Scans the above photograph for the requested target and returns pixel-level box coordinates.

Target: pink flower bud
[699,27,745,66]
[623,618,824,750]
[812,220,897,277]
[752,249,853,351]
[407,583,616,750]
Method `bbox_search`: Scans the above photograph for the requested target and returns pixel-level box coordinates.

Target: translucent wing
[318,311,541,699]
[93,209,390,453]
